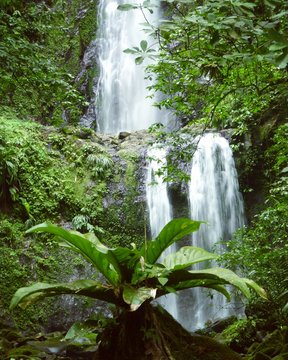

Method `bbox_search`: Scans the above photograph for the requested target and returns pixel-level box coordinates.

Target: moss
[0,117,148,332]
[0,218,61,331]
[216,318,259,352]
[95,147,146,249]
[0,215,100,332]
[78,0,98,50]
[86,66,99,98]
[0,117,115,331]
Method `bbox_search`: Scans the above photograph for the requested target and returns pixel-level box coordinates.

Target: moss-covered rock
[0,116,153,332]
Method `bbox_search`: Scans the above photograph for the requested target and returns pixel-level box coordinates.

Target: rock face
[0,119,155,334]
[46,129,155,331]
[78,39,99,129]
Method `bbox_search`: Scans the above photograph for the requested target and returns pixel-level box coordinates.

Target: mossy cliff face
[232,97,288,222]
[52,0,99,125]
[98,131,150,248]
[0,116,150,332]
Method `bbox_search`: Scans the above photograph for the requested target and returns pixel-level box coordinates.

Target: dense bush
[220,124,288,325]
[0,0,97,124]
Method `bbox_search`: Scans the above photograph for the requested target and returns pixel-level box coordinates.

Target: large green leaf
[10,280,122,310]
[110,246,141,282]
[162,246,218,270]
[122,285,157,311]
[157,281,231,301]
[242,278,268,300]
[166,267,267,299]
[26,223,121,286]
[117,4,138,11]
[141,218,202,264]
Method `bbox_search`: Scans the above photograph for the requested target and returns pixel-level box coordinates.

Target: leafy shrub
[217,318,260,353]
[220,124,288,325]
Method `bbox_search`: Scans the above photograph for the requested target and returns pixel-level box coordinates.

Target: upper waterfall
[95,0,163,134]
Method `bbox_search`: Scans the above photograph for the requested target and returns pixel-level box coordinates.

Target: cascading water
[95,0,162,134]
[177,133,245,331]
[94,0,245,331]
[146,146,178,320]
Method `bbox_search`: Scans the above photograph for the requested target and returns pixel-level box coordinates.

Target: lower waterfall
[146,146,178,320]
[178,133,245,331]
[146,133,245,331]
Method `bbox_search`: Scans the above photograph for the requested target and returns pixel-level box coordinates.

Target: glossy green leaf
[141,218,202,264]
[10,280,121,310]
[140,40,148,52]
[158,277,168,286]
[117,4,137,11]
[275,50,288,69]
[26,223,121,286]
[162,246,218,270]
[157,278,231,300]
[242,278,268,299]
[64,321,97,343]
[166,267,266,299]
[269,44,288,52]
[123,48,139,55]
[135,56,144,65]
[122,285,157,311]
[188,268,251,298]
[110,246,141,282]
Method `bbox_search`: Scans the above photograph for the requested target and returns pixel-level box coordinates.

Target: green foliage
[266,123,288,202]
[0,117,149,256]
[10,218,266,316]
[245,326,288,360]
[0,118,77,220]
[220,123,288,322]
[0,0,97,125]
[0,118,113,225]
[124,1,288,135]
[217,317,259,352]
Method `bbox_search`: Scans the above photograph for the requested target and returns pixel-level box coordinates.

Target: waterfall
[95,0,163,134]
[146,146,178,319]
[177,133,245,331]
[94,0,245,331]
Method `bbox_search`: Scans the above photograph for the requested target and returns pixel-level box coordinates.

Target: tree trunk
[95,303,242,360]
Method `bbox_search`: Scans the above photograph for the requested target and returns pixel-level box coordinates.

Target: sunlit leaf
[140,40,148,52]
[26,223,121,286]
[123,285,157,311]
[141,218,203,264]
[135,56,144,65]
[163,246,218,270]
[275,50,288,69]
[166,267,266,299]
[10,280,121,310]
[117,4,137,11]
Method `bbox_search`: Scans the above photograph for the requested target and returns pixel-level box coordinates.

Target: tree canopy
[121,0,288,133]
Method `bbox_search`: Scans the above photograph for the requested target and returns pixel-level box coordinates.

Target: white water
[177,133,245,331]
[95,0,245,331]
[96,0,163,134]
[146,146,178,319]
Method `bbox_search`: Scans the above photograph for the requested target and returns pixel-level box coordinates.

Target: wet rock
[118,131,131,140]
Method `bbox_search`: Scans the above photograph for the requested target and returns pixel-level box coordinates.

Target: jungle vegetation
[0,0,287,359]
